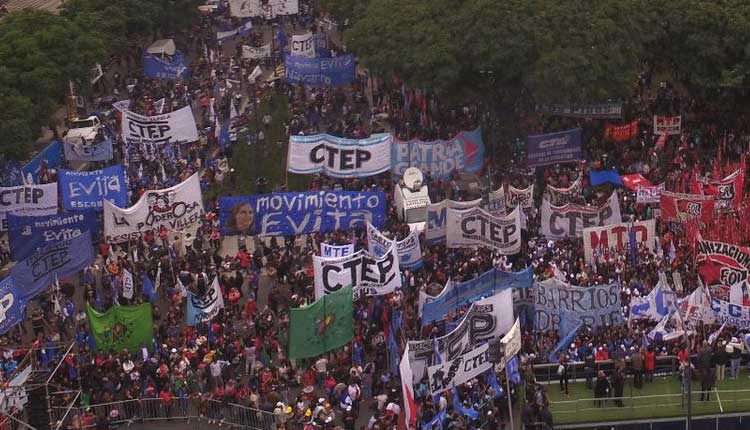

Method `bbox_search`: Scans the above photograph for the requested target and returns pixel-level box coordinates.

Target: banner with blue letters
[63,138,113,162]
[320,243,355,258]
[533,279,623,331]
[10,231,95,301]
[0,277,27,336]
[143,52,190,80]
[284,54,356,87]
[526,128,582,167]
[425,199,481,245]
[220,191,385,237]
[391,128,485,179]
[366,222,423,270]
[420,267,533,325]
[22,140,63,184]
[59,166,128,211]
[7,212,99,261]
[186,277,225,325]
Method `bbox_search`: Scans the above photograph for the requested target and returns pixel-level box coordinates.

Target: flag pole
[504,366,514,430]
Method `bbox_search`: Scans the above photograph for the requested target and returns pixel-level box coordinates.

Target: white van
[394,167,431,232]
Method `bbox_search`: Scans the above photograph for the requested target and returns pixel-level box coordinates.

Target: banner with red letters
[696,240,750,301]
[604,120,638,142]
[653,116,681,135]
[659,190,714,226]
[583,220,656,263]
[636,184,664,204]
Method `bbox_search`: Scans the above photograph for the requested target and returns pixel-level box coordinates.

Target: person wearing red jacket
[595,346,610,362]
[644,347,656,382]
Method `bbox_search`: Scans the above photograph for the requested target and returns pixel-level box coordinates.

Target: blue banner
[391,128,485,179]
[10,232,95,301]
[422,267,533,325]
[23,140,63,183]
[63,138,113,162]
[0,277,27,336]
[526,128,582,167]
[59,166,128,211]
[8,212,99,261]
[220,191,386,236]
[589,168,623,187]
[143,52,190,80]
[216,20,252,41]
[284,54,356,87]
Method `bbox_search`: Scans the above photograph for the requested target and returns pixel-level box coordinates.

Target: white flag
[122,269,134,299]
[154,264,162,293]
[249,65,262,82]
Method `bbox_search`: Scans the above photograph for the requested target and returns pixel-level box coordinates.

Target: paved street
[6,0,61,13]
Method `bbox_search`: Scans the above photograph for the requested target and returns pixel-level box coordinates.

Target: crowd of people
[1,2,749,430]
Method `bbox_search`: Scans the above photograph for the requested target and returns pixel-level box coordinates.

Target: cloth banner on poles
[654,116,681,135]
[87,303,154,351]
[313,243,402,300]
[366,223,423,269]
[604,120,638,142]
[583,220,656,264]
[636,184,664,204]
[0,183,58,231]
[544,178,582,206]
[284,54,356,87]
[696,240,750,301]
[63,138,113,162]
[242,44,272,59]
[290,32,315,57]
[540,192,621,239]
[533,279,623,331]
[7,212,99,261]
[425,198,482,245]
[320,243,355,258]
[287,133,392,177]
[143,52,190,79]
[445,206,521,254]
[59,166,128,211]
[391,128,485,179]
[121,105,199,145]
[427,343,491,395]
[104,173,204,243]
[659,190,714,225]
[526,128,582,167]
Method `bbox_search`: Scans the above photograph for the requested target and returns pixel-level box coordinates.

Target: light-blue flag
[549,320,583,363]
[142,273,156,302]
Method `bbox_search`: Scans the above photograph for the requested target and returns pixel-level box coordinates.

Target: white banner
[654,115,681,136]
[320,243,355,258]
[507,185,533,209]
[187,277,225,325]
[121,105,199,145]
[407,290,514,383]
[545,178,582,206]
[313,243,402,300]
[122,269,134,299]
[0,365,31,413]
[291,32,315,57]
[427,343,491,395]
[425,198,482,244]
[287,133,392,178]
[583,220,656,263]
[0,183,58,231]
[229,0,298,18]
[104,173,204,243]
[242,43,272,59]
[500,318,522,367]
[486,187,506,216]
[540,192,621,240]
[636,184,664,204]
[366,223,423,269]
[446,206,521,254]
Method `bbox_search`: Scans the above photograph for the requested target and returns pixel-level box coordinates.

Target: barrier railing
[49,397,274,430]
[531,355,681,383]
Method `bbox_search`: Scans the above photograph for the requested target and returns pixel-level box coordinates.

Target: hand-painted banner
[216,21,252,41]
[604,120,639,142]
[366,223,422,270]
[229,0,298,18]
[583,220,656,263]
[121,105,199,145]
[220,191,385,237]
[242,43,272,59]
[421,267,533,325]
[506,185,533,209]
[104,173,204,243]
[427,343,491,395]
[287,133,392,177]
[486,187,506,216]
[10,232,94,301]
[320,243,355,258]
[533,280,623,331]
[284,54,356,87]
[391,128,485,179]
[540,192,621,239]
[0,183,58,231]
[545,178,582,206]
[425,199,482,245]
[654,115,681,135]
[23,141,63,184]
[526,128,582,167]
[636,184,664,204]
[143,52,190,80]
[659,190,714,225]
[408,291,514,384]
[700,169,745,213]
[710,298,750,330]
[446,206,521,254]
[59,166,128,211]
[0,277,27,336]
[313,243,401,300]
[535,103,623,119]
[291,32,315,57]
[696,241,750,297]
[8,212,99,261]
[63,138,113,162]
[186,277,225,325]
[629,283,677,321]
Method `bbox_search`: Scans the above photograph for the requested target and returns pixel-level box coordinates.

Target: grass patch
[206,91,310,200]
[547,375,750,424]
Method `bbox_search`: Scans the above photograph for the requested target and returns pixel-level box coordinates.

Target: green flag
[87,303,154,352]
[289,285,354,360]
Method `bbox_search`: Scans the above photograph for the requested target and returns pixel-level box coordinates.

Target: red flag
[621,174,652,190]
